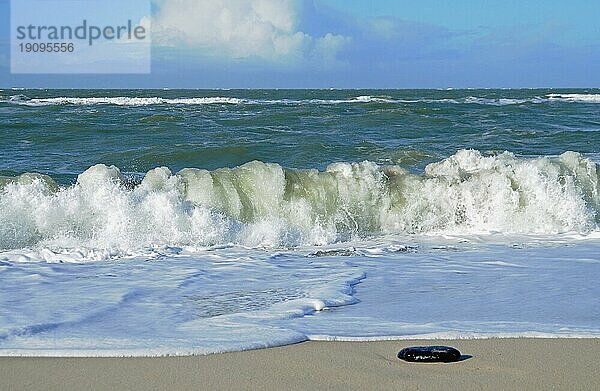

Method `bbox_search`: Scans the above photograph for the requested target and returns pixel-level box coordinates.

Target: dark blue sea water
[2,89,599,182]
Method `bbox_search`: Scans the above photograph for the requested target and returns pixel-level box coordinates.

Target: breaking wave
[0,95,398,106]
[546,94,600,103]
[3,93,600,107]
[0,150,598,255]
[3,95,246,106]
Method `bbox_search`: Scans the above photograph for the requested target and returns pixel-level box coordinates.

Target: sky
[0,0,599,88]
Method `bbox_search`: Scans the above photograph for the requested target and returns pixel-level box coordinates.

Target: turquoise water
[0,89,599,356]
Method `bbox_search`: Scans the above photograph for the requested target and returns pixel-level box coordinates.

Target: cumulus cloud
[313,33,351,64]
[152,0,348,61]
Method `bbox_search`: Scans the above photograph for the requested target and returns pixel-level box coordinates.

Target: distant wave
[428,94,600,105]
[3,95,245,106]
[1,94,401,107]
[3,93,600,107]
[1,150,598,257]
[453,97,541,105]
[546,94,600,103]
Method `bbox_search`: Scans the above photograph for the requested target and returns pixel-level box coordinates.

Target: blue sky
[1,0,599,88]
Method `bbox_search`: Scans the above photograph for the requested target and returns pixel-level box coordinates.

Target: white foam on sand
[1,235,599,357]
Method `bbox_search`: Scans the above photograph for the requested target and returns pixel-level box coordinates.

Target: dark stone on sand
[397,346,461,363]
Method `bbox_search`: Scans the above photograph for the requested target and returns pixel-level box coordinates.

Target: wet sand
[1,338,599,390]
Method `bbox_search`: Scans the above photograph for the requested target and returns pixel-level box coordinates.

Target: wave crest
[0,150,598,253]
[4,93,600,107]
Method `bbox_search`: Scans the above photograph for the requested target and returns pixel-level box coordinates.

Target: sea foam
[1,150,598,259]
[547,94,600,103]
[1,95,401,106]
[4,93,600,107]
[3,96,245,106]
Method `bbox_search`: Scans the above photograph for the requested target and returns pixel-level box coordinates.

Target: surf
[0,149,598,257]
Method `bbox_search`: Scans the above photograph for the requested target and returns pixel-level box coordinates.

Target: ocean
[0,89,599,356]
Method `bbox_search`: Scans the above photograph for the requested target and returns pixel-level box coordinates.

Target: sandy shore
[1,338,599,390]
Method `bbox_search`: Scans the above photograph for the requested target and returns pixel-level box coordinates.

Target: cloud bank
[152,0,348,62]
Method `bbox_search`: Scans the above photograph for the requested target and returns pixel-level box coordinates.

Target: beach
[2,338,599,390]
[3,0,600,388]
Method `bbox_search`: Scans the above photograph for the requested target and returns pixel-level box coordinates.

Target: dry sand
[1,338,599,390]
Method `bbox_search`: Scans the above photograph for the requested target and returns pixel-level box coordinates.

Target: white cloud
[314,33,351,63]
[152,0,348,61]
